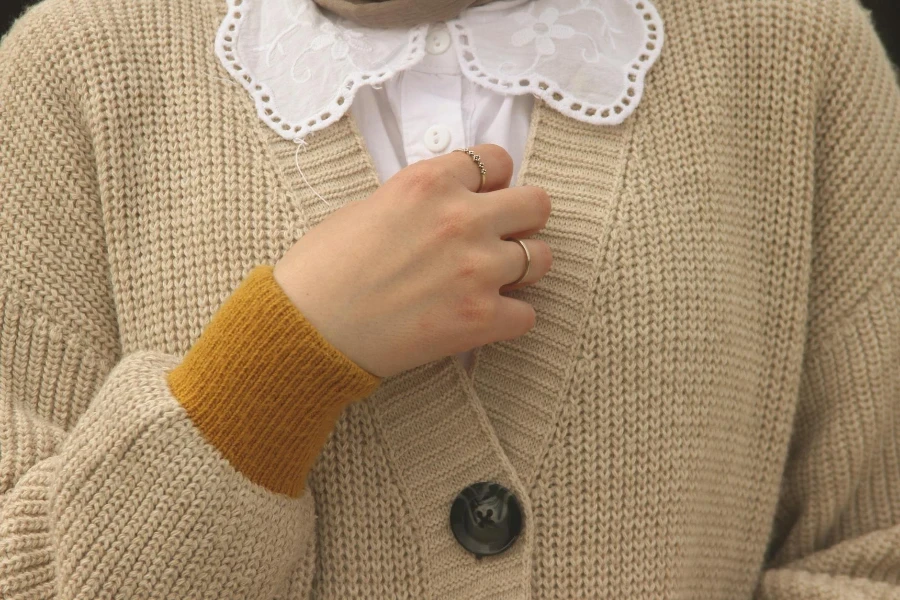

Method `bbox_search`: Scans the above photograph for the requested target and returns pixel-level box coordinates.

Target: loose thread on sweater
[209,73,243,88]
[210,69,338,210]
[293,135,332,208]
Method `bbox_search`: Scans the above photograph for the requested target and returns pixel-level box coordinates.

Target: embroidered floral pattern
[510,7,574,56]
[309,21,372,61]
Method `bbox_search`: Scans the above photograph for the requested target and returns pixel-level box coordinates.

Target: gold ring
[507,237,531,285]
[453,148,487,192]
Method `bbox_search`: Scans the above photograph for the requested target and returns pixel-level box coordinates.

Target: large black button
[450,481,522,557]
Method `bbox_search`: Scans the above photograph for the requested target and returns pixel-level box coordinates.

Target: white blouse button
[425,24,452,55]
[424,124,452,153]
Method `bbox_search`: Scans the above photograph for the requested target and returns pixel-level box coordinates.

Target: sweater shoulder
[1,0,83,83]
[736,0,881,65]
[2,0,205,81]
[2,0,118,99]
[653,0,886,99]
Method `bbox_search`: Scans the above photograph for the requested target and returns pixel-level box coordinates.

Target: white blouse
[348,22,536,188]
[215,0,665,373]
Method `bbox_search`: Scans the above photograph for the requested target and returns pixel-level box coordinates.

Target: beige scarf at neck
[312,0,497,28]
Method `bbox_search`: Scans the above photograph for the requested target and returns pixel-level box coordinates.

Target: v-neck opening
[258,88,635,504]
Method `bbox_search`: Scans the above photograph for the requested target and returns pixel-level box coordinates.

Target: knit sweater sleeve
[0,4,379,598]
[755,2,900,598]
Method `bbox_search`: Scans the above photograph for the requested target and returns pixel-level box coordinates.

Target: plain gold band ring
[507,237,531,286]
[453,148,487,193]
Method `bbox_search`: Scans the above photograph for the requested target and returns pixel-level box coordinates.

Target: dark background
[1,0,898,66]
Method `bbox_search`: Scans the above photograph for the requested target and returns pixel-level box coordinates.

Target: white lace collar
[216,0,664,141]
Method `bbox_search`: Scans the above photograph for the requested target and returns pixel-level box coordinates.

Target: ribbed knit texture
[1,0,898,598]
[167,264,381,497]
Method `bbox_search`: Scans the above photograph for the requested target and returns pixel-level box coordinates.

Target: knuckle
[401,163,445,197]
[433,202,473,241]
[455,249,488,282]
[475,143,513,180]
[456,292,495,325]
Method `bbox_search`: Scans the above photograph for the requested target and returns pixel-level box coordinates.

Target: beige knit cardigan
[1,0,899,597]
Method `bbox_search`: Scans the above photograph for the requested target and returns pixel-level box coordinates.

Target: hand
[273,144,553,378]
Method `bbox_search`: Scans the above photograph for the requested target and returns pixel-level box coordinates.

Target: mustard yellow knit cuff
[166,264,381,497]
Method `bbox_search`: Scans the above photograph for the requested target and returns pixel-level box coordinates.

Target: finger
[477,185,551,239]
[487,296,537,343]
[428,143,514,193]
[489,238,552,291]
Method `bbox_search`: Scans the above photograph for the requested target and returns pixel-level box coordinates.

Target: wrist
[167,264,381,497]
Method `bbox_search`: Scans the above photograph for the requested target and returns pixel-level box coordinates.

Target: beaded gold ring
[452,148,487,192]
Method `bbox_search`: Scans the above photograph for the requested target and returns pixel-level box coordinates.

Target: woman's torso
[76,0,826,596]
